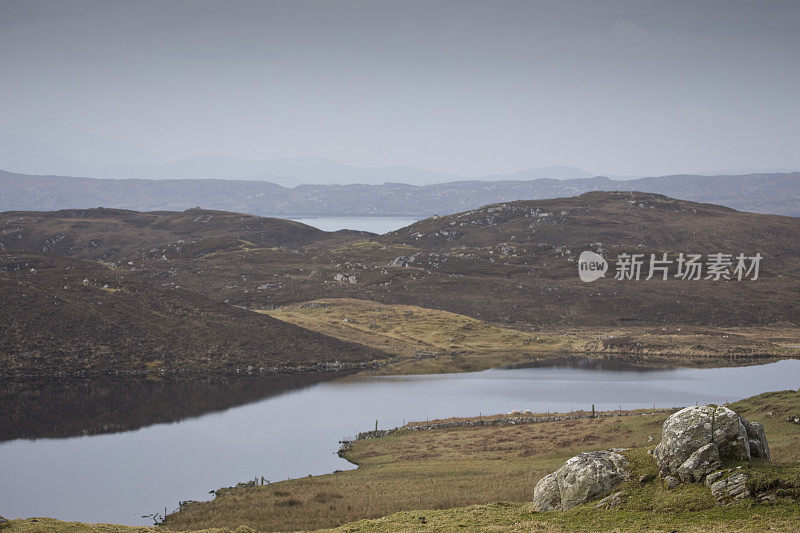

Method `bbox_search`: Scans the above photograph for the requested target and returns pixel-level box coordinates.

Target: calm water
[288,216,418,234]
[1,359,799,525]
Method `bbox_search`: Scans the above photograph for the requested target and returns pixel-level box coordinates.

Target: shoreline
[1,349,796,381]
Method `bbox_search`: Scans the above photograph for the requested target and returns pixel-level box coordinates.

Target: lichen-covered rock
[532,472,561,511]
[710,472,751,504]
[653,405,768,483]
[533,450,630,511]
[676,442,722,483]
[742,419,770,460]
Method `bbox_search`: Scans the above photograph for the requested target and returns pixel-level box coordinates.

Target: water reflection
[0,372,352,442]
[504,356,665,372]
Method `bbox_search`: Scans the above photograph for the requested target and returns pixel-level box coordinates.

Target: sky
[1,0,799,179]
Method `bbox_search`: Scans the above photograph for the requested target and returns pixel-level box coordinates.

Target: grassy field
[260,298,799,374]
[258,298,566,373]
[161,389,800,532]
[0,518,243,533]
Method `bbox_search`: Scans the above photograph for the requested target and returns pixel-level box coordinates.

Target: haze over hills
[1,169,799,218]
[0,127,593,185]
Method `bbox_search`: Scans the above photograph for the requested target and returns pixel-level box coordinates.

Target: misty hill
[1,169,799,218]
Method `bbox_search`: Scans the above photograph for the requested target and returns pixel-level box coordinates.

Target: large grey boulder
[654,405,768,483]
[533,450,630,511]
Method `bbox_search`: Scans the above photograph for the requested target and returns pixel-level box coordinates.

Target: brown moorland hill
[0,251,387,376]
[0,207,362,262]
[2,192,799,375]
[139,191,800,328]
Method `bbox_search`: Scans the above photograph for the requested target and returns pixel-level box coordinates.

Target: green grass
[164,390,800,532]
[324,448,800,532]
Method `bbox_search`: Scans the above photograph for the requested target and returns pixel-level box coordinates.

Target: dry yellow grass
[257,298,567,373]
[163,409,667,531]
[259,298,799,374]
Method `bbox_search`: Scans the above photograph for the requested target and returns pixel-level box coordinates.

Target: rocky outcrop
[533,450,630,511]
[654,405,769,483]
[387,255,415,268]
[333,273,358,284]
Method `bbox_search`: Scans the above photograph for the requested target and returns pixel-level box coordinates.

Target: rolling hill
[2,191,799,377]
[0,251,387,377]
[2,169,800,217]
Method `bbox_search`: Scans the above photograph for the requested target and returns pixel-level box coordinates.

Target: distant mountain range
[1,169,799,218]
[0,127,597,185]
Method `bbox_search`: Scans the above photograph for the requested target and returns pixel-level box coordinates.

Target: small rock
[594,491,627,509]
[663,475,680,489]
[710,472,751,504]
[757,492,777,503]
[705,469,727,487]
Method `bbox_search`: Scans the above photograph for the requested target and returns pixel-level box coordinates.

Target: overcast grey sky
[1,0,799,178]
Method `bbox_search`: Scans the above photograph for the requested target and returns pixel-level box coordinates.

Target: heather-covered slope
[0,252,386,376]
